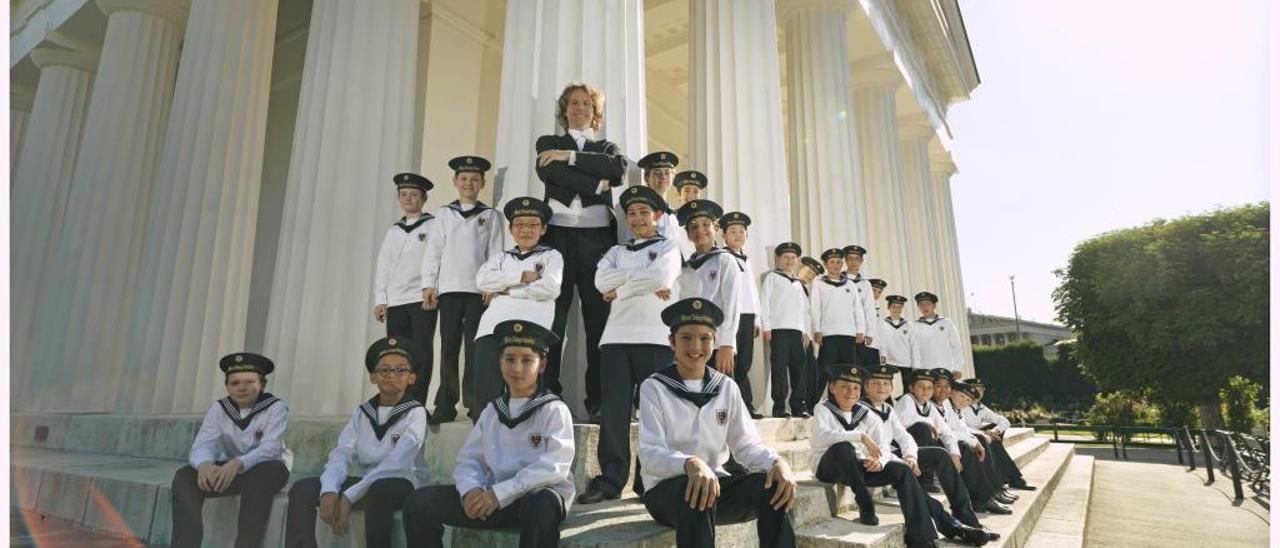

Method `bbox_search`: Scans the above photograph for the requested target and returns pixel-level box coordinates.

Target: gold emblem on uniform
[660,153,667,160]
[529,433,544,449]
[522,199,530,206]
[691,202,698,209]
[466,157,474,164]
[692,300,703,310]
[733,213,740,219]
[716,409,728,425]
[389,338,398,346]
[235,355,244,363]
[513,323,524,333]
[631,187,639,194]
[401,175,409,182]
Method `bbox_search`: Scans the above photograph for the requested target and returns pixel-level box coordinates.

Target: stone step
[793,436,1072,548]
[1024,455,1094,548]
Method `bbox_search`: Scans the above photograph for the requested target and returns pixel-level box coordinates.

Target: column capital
[96,0,189,26]
[930,151,958,178]
[851,53,902,90]
[29,47,99,73]
[11,85,35,111]
[777,0,851,25]
[897,113,935,141]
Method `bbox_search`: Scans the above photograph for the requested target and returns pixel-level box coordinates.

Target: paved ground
[10,509,155,548]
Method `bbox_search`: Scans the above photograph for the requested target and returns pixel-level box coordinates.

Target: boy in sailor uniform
[909,292,965,374]
[284,337,429,548]
[810,365,988,547]
[403,321,575,548]
[675,199,741,375]
[960,379,1035,492]
[621,151,688,254]
[761,242,812,418]
[638,298,799,547]
[797,255,825,413]
[373,172,438,403]
[171,353,291,548]
[471,197,564,420]
[880,295,914,370]
[578,185,682,505]
[673,169,707,208]
[421,155,505,424]
[810,248,859,393]
[842,245,879,367]
[720,211,764,418]
[929,374,1015,513]
[861,366,995,543]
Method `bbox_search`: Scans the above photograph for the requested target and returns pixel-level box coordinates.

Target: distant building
[968,312,1073,356]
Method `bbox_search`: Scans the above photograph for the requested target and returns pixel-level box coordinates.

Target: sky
[947,0,1271,324]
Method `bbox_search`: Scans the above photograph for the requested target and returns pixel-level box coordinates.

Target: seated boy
[961,378,1035,491]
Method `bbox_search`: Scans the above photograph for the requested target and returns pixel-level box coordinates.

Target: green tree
[1053,203,1269,428]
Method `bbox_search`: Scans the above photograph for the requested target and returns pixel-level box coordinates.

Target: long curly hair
[555,82,605,131]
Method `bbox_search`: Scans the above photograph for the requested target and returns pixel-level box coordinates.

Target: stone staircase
[10,412,1087,547]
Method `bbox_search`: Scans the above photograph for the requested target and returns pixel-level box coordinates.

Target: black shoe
[983,528,1002,541]
[576,477,619,505]
[773,411,792,419]
[979,499,1012,515]
[1009,481,1036,491]
[993,492,1016,505]
[1000,488,1020,501]
[748,410,765,419]
[924,479,942,494]
[940,523,988,546]
[796,411,812,418]
[427,410,455,425]
[858,509,879,526]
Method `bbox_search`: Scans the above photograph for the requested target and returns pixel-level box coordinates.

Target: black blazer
[534,133,629,212]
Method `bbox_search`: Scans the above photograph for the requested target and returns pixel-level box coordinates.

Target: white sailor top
[676,248,742,349]
[454,390,576,513]
[596,236,683,346]
[893,395,960,456]
[961,402,1011,435]
[759,269,810,334]
[936,398,980,445]
[475,245,564,338]
[809,275,860,338]
[726,250,763,325]
[421,201,505,295]
[879,317,913,367]
[847,273,876,336]
[319,396,428,504]
[809,399,875,471]
[637,365,779,491]
[862,400,919,467]
[188,393,293,472]
[909,315,965,372]
[374,215,434,307]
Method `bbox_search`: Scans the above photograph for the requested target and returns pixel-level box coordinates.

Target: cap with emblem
[717,211,751,231]
[492,320,559,356]
[914,291,939,304]
[393,172,432,194]
[800,256,824,276]
[637,151,679,171]
[775,242,802,257]
[619,185,668,213]
[869,279,887,290]
[842,245,867,257]
[673,170,708,189]
[952,381,980,399]
[820,248,846,261]
[886,294,908,305]
[364,336,426,373]
[866,364,899,381]
[503,196,552,223]
[219,352,275,376]
[676,199,723,227]
[904,368,935,385]
[661,298,725,331]
[825,364,864,385]
[962,377,986,387]
[931,368,955,383]
[448,155,492,174]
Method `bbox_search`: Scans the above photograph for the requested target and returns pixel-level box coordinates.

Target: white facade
[9,0,980,418]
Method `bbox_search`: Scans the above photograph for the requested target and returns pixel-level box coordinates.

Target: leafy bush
[1084,391,1159,440]
[1220,375,1263,433]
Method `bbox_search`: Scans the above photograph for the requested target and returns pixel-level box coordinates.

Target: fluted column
[118,0,279,414]
[9,49,96,403]
[852,56,913,294]
[262,0,420,416]
[898,115,941,300]
[10,86,34,178]
[690,0,790,411]
[930,153,974,374]
[780,0,864,251]
[24,0,186,412]
[493,0,647,201]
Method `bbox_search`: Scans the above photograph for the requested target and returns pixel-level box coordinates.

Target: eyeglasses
[373,368,413,377]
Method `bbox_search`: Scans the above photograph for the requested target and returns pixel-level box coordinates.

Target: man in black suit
[534,82,629,420]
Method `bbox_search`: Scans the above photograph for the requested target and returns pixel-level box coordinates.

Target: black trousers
[904,423,997,504]
[980,434,1026,486]
[170,460,289,548]
[386,302,439,404]
[909,446,982,528]
[733,314,757,411]
[854,342,880,368]
[768,329,807,414]
[543,224,614,412]
[470,334,501,421]
[284,476,413,548]
[815,443,942,547]
[435,292,485,415]
[804,345,821,413]
[402,485,564,548]
[597,344,673,496]
[642,473,796,548]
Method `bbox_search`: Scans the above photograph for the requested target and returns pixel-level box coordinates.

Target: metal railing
[1182,427,1270,502]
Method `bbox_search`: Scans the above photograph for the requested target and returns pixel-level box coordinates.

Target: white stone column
[852,56,913,295]
[10,86,34,178]
[262,0,420,416]
[780,0,864,251]
[493,0,647,202]
[491,0,647,417]
[898,114,941,298]
[689,0,790,411]
[24,0,186,412]
[117,0,279,414]
[9,49,96,406]
[930,152,974,374]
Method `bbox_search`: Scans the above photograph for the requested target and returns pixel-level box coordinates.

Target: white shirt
[637,366,779,491]
[937,398,981,445]
[188,395,292,472]
[727,250,762,323]
[909,315,965,371]
[320,397,428,504]
[962,401,1011,434]
[421,201,505,295]
[759,269,810,334]
[809,275,860,338]
[374,216,434,306]
[809,400,874,471]
[847,273,876,337]
[454,392,576,513]
[676,248,742,349]
[862,400,918,467]
[894,395,960,456]
[549,129,612,228]
[596,236,683,346]
[475,246,564,338]
[879,316,913,367]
